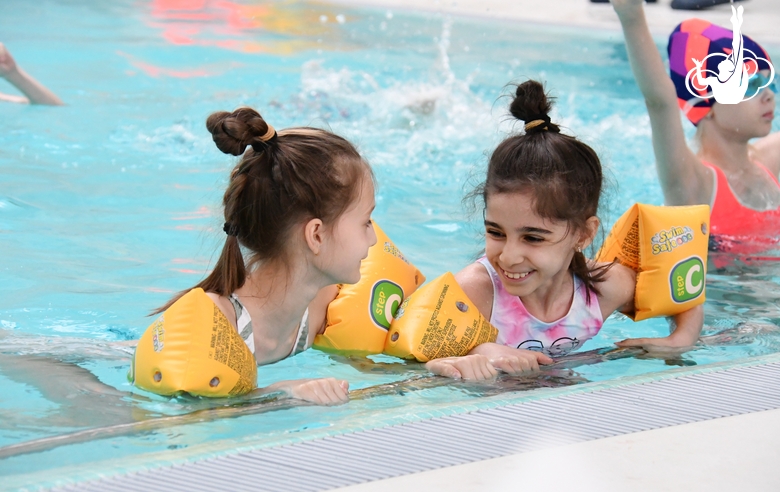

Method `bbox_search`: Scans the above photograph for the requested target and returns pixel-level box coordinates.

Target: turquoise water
[1,0,780,484]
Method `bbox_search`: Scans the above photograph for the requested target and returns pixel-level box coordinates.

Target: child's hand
[615,335,697,356]
[610,0,645,12]
[425,354,498,380]
[617,306,702,355]
[468,342,553,375]
[267,378,349,405]
[610,0,647,23]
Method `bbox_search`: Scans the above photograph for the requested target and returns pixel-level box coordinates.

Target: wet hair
[154,107,371,314]
[476,80,611,300]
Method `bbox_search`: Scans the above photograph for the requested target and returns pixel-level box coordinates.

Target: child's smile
[484,191,583,314]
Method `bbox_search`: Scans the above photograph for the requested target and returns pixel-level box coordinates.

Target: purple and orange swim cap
[668,18,772,126]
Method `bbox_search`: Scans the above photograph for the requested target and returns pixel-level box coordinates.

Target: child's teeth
[504,270,528,279]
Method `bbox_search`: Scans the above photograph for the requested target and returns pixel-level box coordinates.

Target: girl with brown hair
[154,107,378,404]
[428,81,704,380]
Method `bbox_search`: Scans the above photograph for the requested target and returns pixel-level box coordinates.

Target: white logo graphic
[685,5,775,105]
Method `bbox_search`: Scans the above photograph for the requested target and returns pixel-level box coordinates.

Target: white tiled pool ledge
[7,351,779,491]
[339,407,780,492]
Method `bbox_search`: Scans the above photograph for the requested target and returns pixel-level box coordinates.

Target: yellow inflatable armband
[597,203,710,321]
[384,272,498,362]
[313,223,426,355]
[131,288,257,397]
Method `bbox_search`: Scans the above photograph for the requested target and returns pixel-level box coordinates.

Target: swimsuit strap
[756,162,780,187]
[229,294,255,354]
[229,294,310,358]
[289,308,310,357]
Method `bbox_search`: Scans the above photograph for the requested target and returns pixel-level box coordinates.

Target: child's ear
[304,218,325,255]
[579,216,600,250]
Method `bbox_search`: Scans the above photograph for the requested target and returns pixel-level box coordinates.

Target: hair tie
[223,222,239,237]
[524,114,552,134]
[251,124,278,153]
[259,124,276,142]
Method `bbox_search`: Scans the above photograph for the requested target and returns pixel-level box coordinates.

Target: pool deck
[340,408,780,491]
[322,0,780,490]
[328,0,780,45]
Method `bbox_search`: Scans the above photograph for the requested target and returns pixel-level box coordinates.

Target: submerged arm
[616,305,703,350]
[256,378,349,406]
[597,262,702,350]
[611,0,710,206]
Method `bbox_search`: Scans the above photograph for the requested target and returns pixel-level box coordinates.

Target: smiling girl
[427,81,704,380]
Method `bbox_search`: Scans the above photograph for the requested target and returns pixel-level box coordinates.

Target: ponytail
[152,107,370,315]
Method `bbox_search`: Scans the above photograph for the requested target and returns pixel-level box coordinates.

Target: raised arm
[611,0,710,206]
[0,43,63,105]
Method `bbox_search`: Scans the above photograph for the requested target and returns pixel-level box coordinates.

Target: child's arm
[0,43,63,105]
[598,262,703,350]
[611,0,710,207]
[616,304,703,349]
[424,264,553,380]
[259,378,349,405]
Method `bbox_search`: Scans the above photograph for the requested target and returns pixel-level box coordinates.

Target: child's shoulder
[455,262,494,320]
[204,290,239,330]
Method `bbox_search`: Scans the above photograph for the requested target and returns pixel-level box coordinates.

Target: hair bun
[509,80,560,134]
[206,108,276,156]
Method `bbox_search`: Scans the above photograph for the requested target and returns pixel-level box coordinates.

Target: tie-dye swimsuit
[477,257,604,356]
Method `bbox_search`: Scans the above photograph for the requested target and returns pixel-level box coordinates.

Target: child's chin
[342,272,361,285]
[500,280,532,296]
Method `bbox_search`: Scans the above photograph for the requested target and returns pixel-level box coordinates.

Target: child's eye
[524,235,544,243]
[486,229,505,238]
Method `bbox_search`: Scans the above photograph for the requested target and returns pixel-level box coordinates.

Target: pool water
[1,0,779,484]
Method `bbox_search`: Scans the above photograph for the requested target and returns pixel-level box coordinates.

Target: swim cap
[667,18,772,126]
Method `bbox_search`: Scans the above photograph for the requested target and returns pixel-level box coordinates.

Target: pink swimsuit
[477,257,604,356]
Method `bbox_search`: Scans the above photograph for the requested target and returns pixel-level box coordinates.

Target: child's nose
[499,242,525,266]
[368,224,377,247]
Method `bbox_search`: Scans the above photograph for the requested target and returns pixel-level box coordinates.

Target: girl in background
[612,0,779,252]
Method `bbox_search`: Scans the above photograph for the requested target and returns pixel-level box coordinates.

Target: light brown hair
[154,107,371,313]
